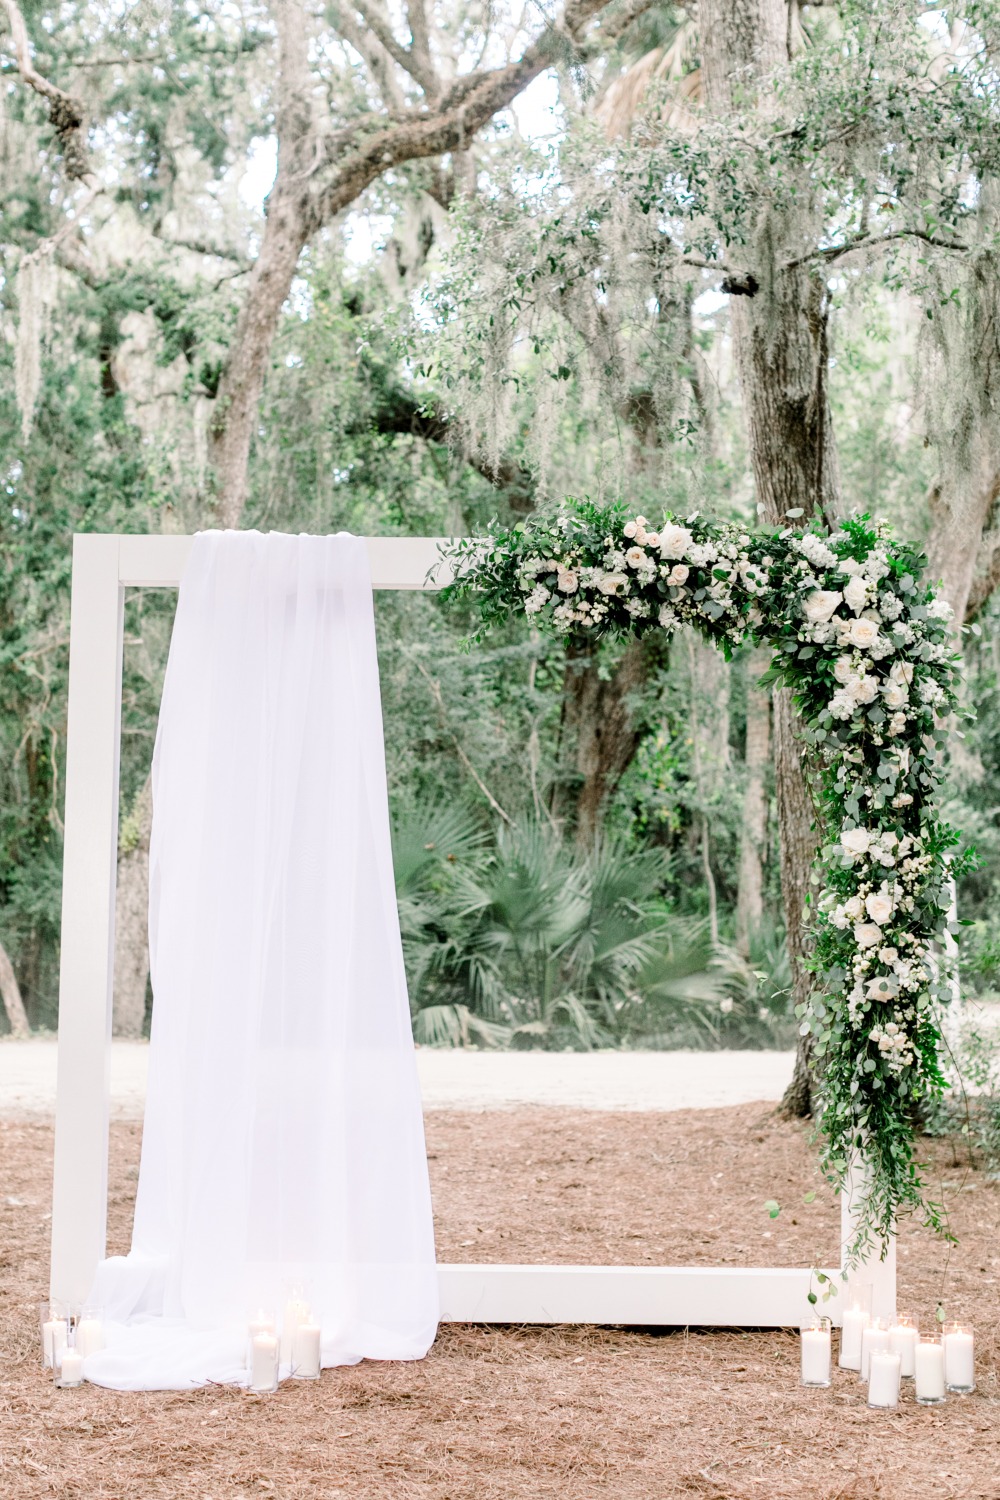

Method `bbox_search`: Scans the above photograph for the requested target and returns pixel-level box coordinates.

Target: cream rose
[597,572,629,596]
[668,564,690,586]
[833,657,856,685]
[865,889,894,926]
[841,827,871,856]
[557,570,579,594]
[848,617,880,649]
[843,575,868,614]
[844,895,864,920]
[854,922,882,949]
[803,590,843,623]
[882,682,907,709]
[623,521,638,539]
[659,524,693,560]
[625,547,647,570]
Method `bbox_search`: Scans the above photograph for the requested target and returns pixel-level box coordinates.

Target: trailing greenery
[444,500,973,1260]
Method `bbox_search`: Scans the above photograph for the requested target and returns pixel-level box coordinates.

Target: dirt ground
[1,1103,998,1500]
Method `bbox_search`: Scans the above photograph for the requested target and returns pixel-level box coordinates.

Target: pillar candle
[43,1318,67,1370]
[839,1307,868,1371]
[888,1320,918,1378]
[943,1327,975,1392]
[292,1321,322,1380]
[867,1350,901,1409]
[56,1348,84,1388]
[914,1339,947,1405]
[280,1298,310,1365]
[250,1333,279,1393]
[75,1317,104,1360]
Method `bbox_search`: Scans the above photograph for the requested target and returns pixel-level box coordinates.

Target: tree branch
[0,0,89,179]
[783,226,969,272]
[406,0,439,97]
[312,0,652,230]
[352,0,439,96]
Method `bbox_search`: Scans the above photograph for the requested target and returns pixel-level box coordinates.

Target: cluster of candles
[40,1302,105,1388]
[247,1295,322,1393]
[800,1286,975,1409]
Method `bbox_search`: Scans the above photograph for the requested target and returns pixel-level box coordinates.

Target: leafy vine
[443,501,973,1262]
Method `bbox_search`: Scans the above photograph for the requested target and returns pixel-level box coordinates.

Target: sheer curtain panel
[85,531,439,1390]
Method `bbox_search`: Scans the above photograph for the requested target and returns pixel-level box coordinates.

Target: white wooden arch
[50,533,895,1328]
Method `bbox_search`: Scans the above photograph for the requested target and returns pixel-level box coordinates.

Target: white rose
[855,675,879,704]
[839,558,864,577]
[668,564,690,586]
[841,827,871,856]
[833,657,856,685]
[659,524,693,560]
[843,575,868,614]
[557,570,579,593]
[882,682,907,709]
[854,922,882,949]
[623,521,638,539]
[597,572,629,596]
[848,617,880,649]
[804,590,843,624]
[645,532,660,548]
[867,976,898,1001]
[890,661,914,686]
[844,895,864,920]
[865,890,894,925]
[625,547,647,569]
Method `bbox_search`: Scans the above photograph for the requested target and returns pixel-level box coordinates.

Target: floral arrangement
[443,501,971,1262]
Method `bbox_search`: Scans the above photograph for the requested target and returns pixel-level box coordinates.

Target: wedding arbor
[50,529,900,1331]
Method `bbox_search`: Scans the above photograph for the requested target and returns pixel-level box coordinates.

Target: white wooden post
[50,535,124,1306]
[839,1160,897,1327]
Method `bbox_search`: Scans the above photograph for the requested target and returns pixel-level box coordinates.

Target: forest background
[3,0,1000,1121]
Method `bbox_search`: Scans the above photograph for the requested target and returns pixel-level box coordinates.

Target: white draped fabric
[85,531,439,1390]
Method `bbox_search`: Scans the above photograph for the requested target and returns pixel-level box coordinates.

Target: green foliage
[393,796,728,1050]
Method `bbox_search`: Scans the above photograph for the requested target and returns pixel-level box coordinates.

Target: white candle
[250,1332,279,1393]
[292,1321,322,1379]
[75,1317,104,1360]
[280,1297,310,1365]
[57,1348,84,1387]
[943,1327,975,1392]
[867,1350,901,1408]
[914,1339,947,1404]
[860,1321,890,1381]
[43,1318,67,1369]
[888,1320,918,1378]
[839,1307,868,1371]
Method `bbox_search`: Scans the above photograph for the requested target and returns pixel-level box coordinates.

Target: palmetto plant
[392,798,727,1049]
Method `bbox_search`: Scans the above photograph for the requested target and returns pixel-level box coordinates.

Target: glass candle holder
[888,1316,918,1379]
[839,1282,872,1371]
[867,1349,902,1409]
[75,1306,105,1360]
[39,1301,69,1370]
[247,1309,276,1371]
[280,1290,311,1368]
[54,1333,84,1389]
[860,1319,890,1382]
[800,1320,832,1387]
[291,1320,322,1381]
[249,1330,279,1394]
[942,1323,975,1394]
[914,1334,947,1406]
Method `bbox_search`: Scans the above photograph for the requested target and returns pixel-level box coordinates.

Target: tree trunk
[208,0,314,528]
[927,439,1000,624]
[698,0,830,1116]
[0,936,31,1037]
[113,778,153,1038]
[559,638,658,846]
[735,646,771,956]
